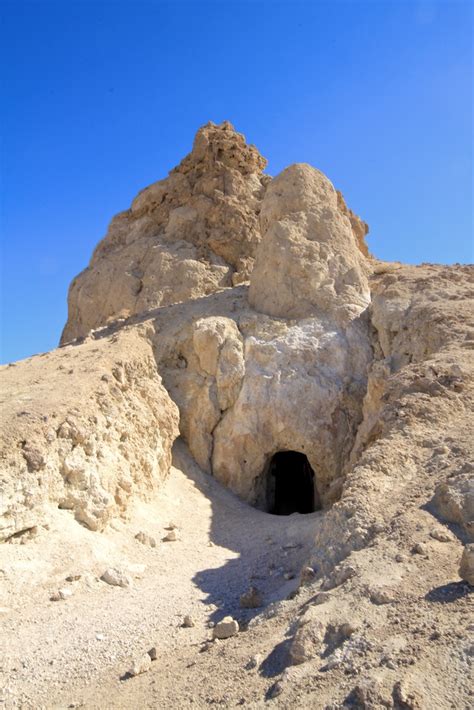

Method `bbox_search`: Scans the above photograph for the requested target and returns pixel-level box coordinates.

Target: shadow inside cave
[172,440,323,626]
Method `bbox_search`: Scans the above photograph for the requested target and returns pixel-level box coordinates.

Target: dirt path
[0,441,321,708]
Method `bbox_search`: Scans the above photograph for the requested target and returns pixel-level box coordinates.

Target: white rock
[58,587,73,600]
[163,530,177,542]
[430,528,452,543]
[101,568,131,588]
[129,653,152,677]
[213,616,239,640]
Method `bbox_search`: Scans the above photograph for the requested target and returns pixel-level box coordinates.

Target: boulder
[249,164,370,322]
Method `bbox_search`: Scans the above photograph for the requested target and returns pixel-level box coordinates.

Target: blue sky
[1,0,472,363]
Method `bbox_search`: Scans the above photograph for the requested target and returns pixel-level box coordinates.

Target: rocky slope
[1,122,472,709]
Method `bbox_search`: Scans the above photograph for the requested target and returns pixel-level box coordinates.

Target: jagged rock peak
[61,121,270,344]
[175,120,267,176]
[60,121,370,345]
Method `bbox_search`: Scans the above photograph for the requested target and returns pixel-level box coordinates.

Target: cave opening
[265,451,320,515]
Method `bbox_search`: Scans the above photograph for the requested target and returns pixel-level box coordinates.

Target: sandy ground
[0,441,321,709]
[2,439,472,710]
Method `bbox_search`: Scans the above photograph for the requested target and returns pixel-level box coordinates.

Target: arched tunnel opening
[265,451,321,515]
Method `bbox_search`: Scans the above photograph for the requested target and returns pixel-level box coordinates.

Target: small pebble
[163,530,177,542]
[129,653,151,677]
[213,616,239,640]
[147,646,158,661]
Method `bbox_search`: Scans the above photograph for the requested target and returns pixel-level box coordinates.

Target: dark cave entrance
[265,451,320,515]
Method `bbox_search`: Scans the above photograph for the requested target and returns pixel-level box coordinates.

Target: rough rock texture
[142,160,373,505]
[249,163,370,322]
[337,189,370,258]
[147,288,371,507]
[61,123,369,344]
[0,329,179,541]
[61,121,269,343]
[459,544,474,585]
[1,123,473,710]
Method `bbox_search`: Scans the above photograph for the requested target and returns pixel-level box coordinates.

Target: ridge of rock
[61,121,370,343]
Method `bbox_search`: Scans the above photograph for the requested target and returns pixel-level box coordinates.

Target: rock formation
[1,121,472,709]
[0,329,178,540]
[61,121,269,343]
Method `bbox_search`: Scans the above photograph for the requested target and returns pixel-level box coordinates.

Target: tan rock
[129,653,152,677]
[0,330,179,541]
[459,544,474,585]
[101,568,131,588]
[249,163,370,322]
[61,122,269,343]
[213,616,239,639]
[290,619,325,664]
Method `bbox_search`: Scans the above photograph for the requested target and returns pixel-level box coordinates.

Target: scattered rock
[392,680,424,709]
[166,522,178,530]
[370,587,396,605]
[430,528,452,543]
[267,681,284,699]
[290,620,325,664]
[50,587,73,601]
[313,591,332,605]
[162,530,178,542]
[129,653,152,677]
[213,616,239,640]
[22,445,45,472]
[412,543,428,556]
[135,531,157,547]
[101,568,131,588]
[300,566,316,585]
[346,680,390,709]
[245,653,262,670]
[322,564,356,590]
[65,574,81,582]
[182,615,195,628]
[239,586,262,608]
[459,544,474,585]
[147,647,158,661]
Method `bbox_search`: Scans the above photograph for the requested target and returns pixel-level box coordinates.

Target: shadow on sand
[172,441,322,628]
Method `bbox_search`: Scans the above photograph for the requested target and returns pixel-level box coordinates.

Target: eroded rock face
[61,121,269,344]
[249,164,371,323]
[61,124,370,345]
[149,287,372,509]
[0,329,179,541]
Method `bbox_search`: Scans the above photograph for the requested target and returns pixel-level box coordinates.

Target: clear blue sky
[1,0,472,364]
